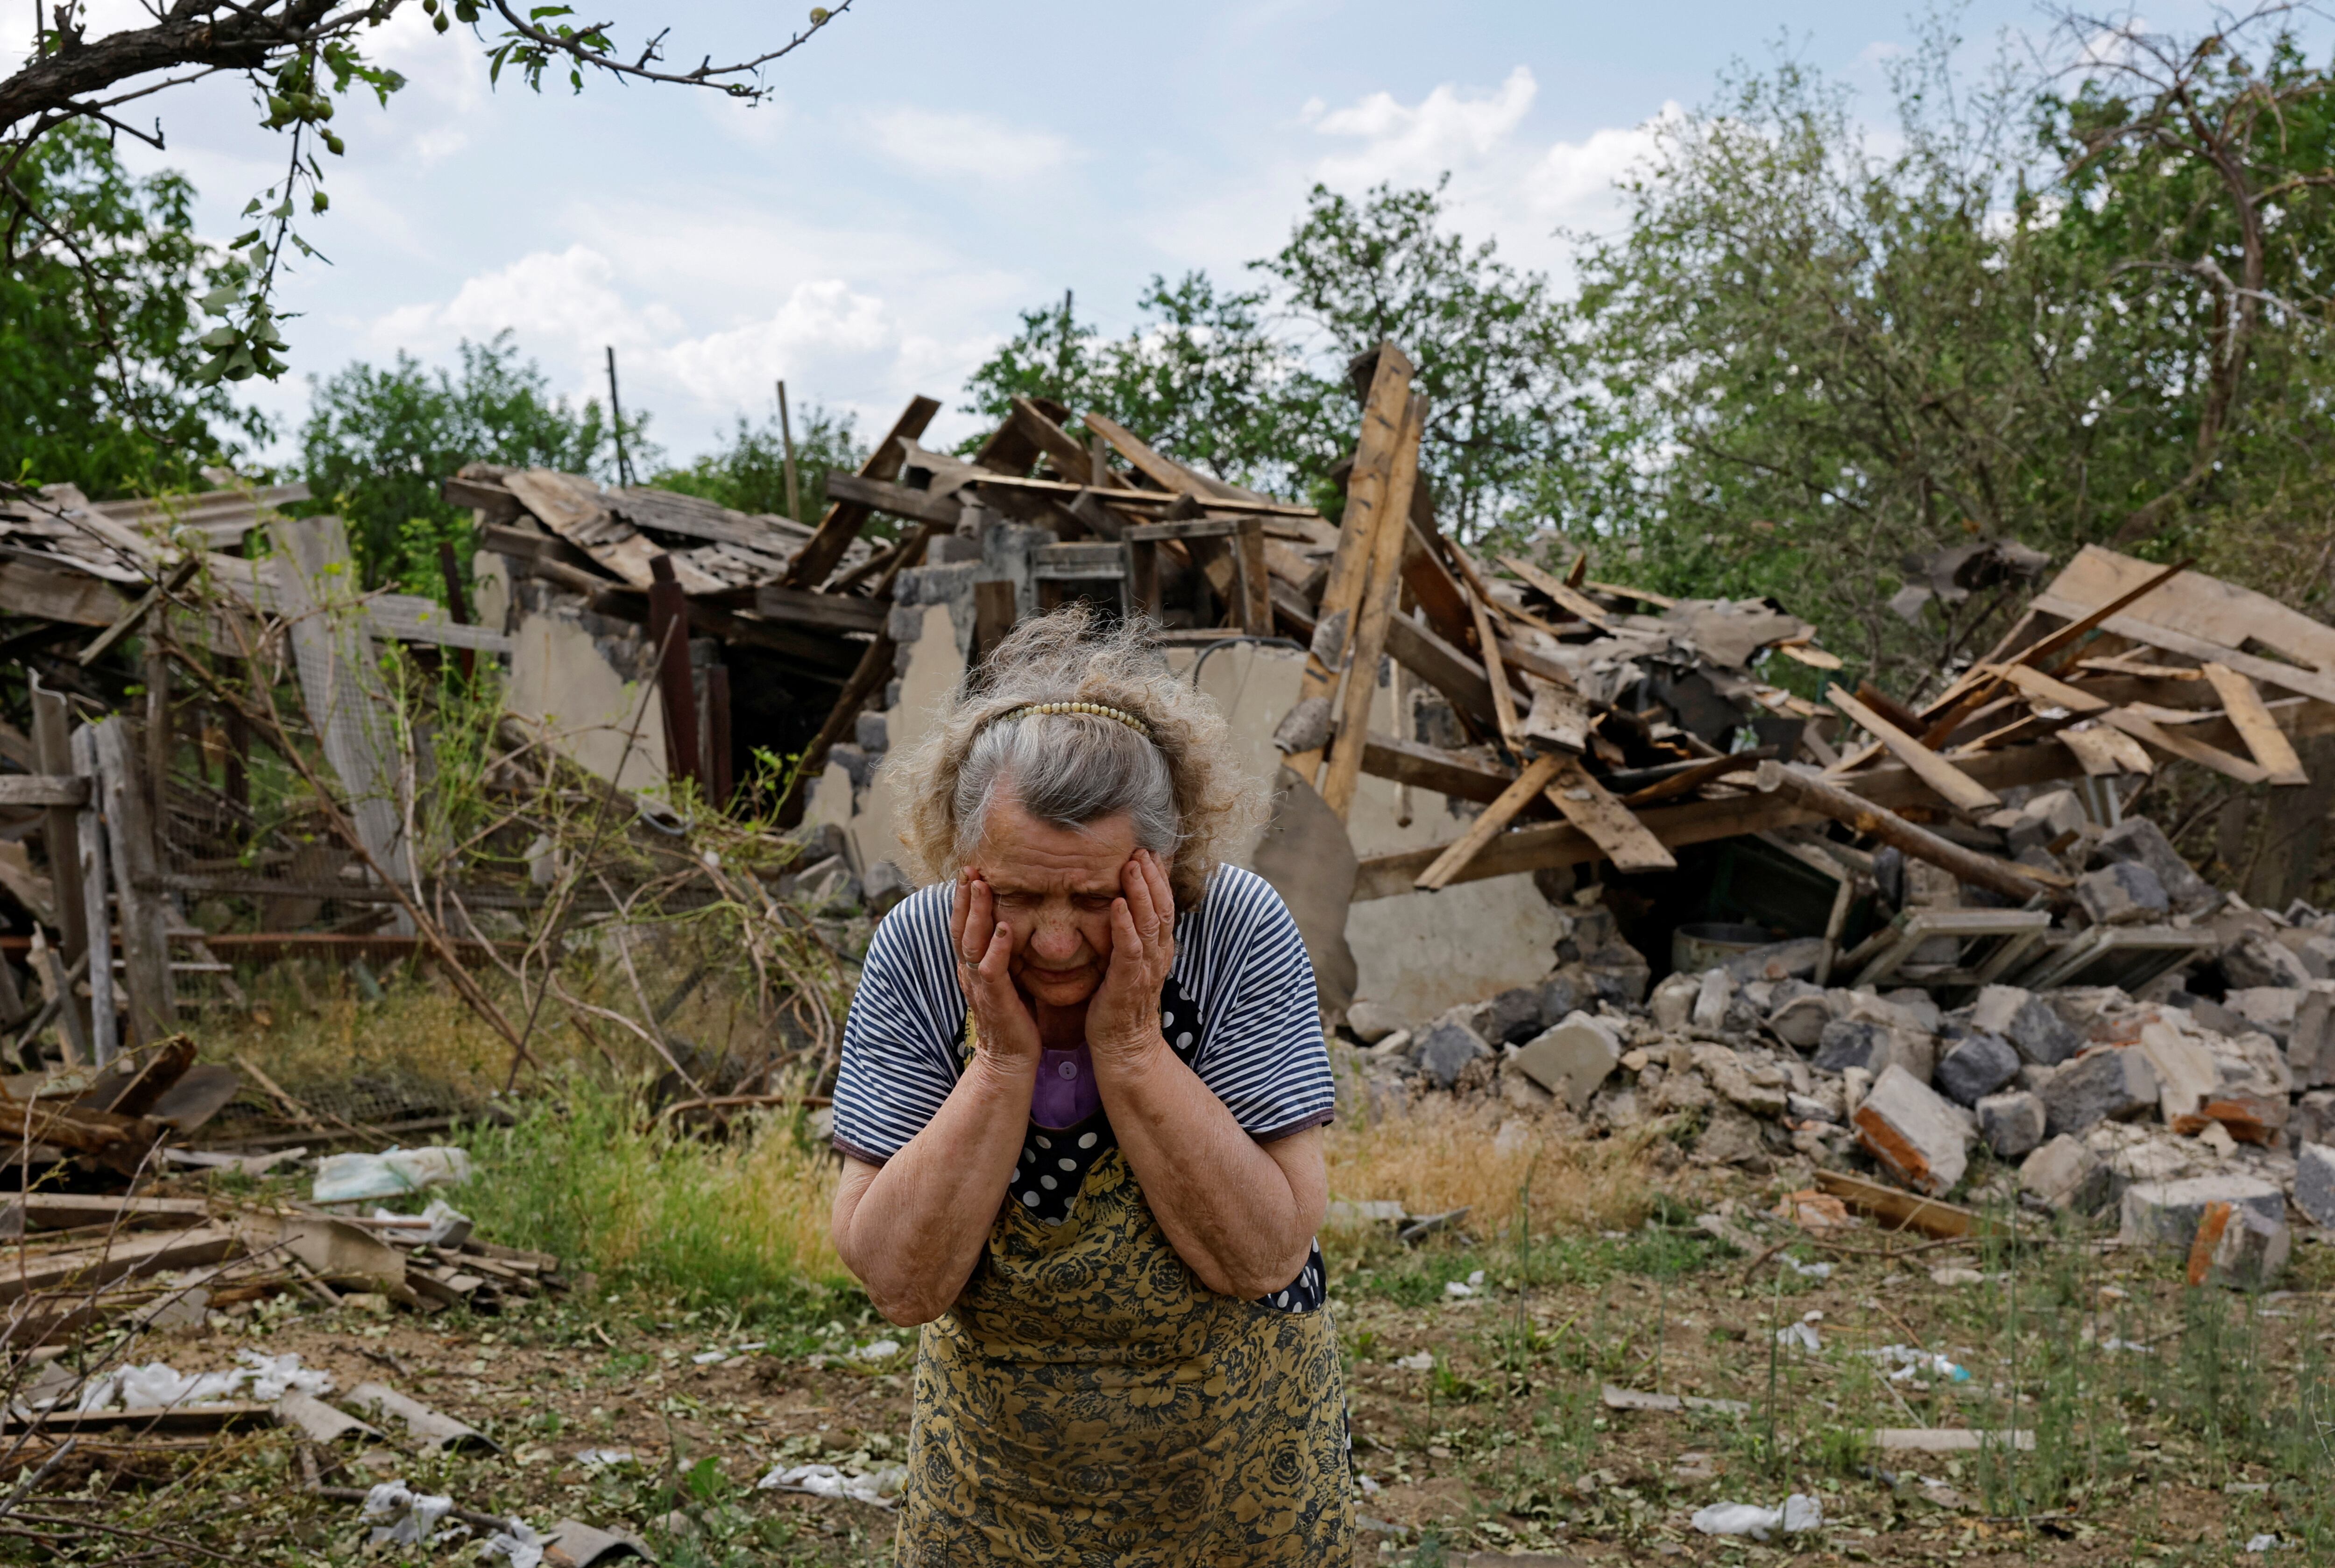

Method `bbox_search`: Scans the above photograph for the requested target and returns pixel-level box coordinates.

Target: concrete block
[1536,974,1583,1031]
[1650,973,1700,1032]
[2019,1134,2111,1213]
[1970,985,2080,1067]
[1691,970,1734,1031]
[1976,1090,2046,1160]
[2096,815,2220,914]
[1413,1015,1491,1090]
[1510,1012,1622,1112]
[1345,999,1405,1045]
[1815,1020,1933,1082]
[2286,931,2335,981]
[2076,862,2170,926]
[1851,1064,1971,1196]
[2295,1093,2335,1150]
[2117,1173,2286,1249]
[2041,1046,2160,1137]
[1935,1031,2021,1107]
[2223,985,2303,1046]
[2186,1201,2291,1290]
[1766,981,1832,1050]
[2008,789,2087,856]
[2296,1142,2335,1230]
[2223,931,2313,991]
[862,859,913,917]
[2134,1023,2221,1123]
[2288,984,2335,1088]
[1486,985,1548,1045]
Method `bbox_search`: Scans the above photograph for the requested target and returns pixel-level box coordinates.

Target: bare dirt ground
[15,1169,2329,1567]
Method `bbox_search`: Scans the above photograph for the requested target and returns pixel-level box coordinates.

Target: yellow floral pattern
[895,1149,1353,1565]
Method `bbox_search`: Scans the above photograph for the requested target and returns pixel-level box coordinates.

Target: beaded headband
[990,700,1154,739]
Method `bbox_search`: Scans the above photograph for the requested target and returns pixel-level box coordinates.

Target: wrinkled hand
[951,869,1040,1074]
[1087,849,1176,1064]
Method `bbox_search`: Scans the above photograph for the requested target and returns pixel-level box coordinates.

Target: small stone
[1692,1043,1789,1116]
[1583,940,1652,1005]
[2019,1134,2111,1213]
[1813,1019,1932,1082]
[2222,985,2304,1045]
[1850,1065,1971,1196]
[1841,1066,1873,1119]
[1536,974,1583,1031]
[1345,999,1405,1045]
[2135,1022,2222,1123]
[2295,1092,2335,1149]
[1413,1016,1491,1090]
[2118,1173,2287,1250]
[1509,1012,1622,1112]
[1691,1101,1769,1167]
[1934,1032,2021,1107]
[2007,790,2087,856]
[2187,1201,2290,1290]
[1786,1091,1838,1124]
[1718,938,1828,983]
[1975,1090,2046,1160]
[1765,980,1832,1050]
[1969,985,2080,1067]
[2295,1141,2335,1229]
[2041,1046,2160,1137]
[1650,973,1700,1032]
[2075,861,2169,926]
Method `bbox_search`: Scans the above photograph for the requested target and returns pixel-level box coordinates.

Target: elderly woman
[829,608,1351,1564]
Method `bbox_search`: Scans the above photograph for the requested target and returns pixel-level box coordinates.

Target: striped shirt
[832,863,1333,1164]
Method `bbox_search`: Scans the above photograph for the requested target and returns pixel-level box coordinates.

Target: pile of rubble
[1338,801,2335,1286]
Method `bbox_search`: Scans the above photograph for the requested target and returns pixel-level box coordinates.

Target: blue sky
[12,1,2271,467]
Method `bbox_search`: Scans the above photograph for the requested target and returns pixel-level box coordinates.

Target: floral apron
[894,977,1352,1565]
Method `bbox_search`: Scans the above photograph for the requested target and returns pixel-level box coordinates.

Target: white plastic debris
[2246,1533,2281,1553]
[1782,1258,1833,1280]
[573,1448,634,1469]
[1392,1351,1436,1371]
[313,1145,474,1203]
[1863,1344,1971,1383]
[369,1197,473,1246]
[1690,1493,1823,1540]
[849,1338,903,1361]
[1443,1280,1475,1299]
[757,1462,908,1507]
[1357,1474,1382,1496]
[1775,1321,1822,1353]
[77,1351,330,1413]
[361,1480,456,1547]
[479,1518,546,1567]
[691,1351,728,1365]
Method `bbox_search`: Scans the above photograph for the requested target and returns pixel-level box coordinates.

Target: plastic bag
[312,1145,473,1203]
[1691,1493,1823,1540]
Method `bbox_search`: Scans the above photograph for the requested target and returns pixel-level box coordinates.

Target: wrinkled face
[969,796,1139,1010]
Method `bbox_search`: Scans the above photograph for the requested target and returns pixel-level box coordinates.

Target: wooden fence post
[28,677,89,1050]
[68,725,117,1065]
[92,716,174,1047]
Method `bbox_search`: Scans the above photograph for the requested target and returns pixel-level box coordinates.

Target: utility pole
[605,345,635,487]
[775,378,802,522]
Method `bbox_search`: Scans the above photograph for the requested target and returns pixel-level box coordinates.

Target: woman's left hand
[1086,848,1175,1064]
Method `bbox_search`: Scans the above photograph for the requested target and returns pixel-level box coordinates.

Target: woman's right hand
[951,869,1041,1073]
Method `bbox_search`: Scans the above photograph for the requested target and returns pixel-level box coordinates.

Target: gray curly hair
[889,606,1262,910]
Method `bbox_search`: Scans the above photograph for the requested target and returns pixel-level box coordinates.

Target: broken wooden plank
[1812,1170,2001,1240]
[1359,732,1518,804]
[1321,391,1428,818]
[819,472,963,531]
[1996,661,2110,715]
[1498,553,1613,629]
[1618,750,1769,808]
[3,1402,276,1435]
[780,395,941,590]
[750,584,889,636]
[342,1382,501,1453]
[0,1222,239,1304]
[1281,344,1417,779]
[0,558,128,626]
[2199,663,2308,784]
[2101,706,2269,785]
[1755,760,2051,902]
[1518,676,1590,754]
[1826,684,2001,813]
[0,1192,209,1236]
[2056,722,2157,777]
[1007,397,1103,484]
[1469,588,1521,746]
[92,718,173,1047]
[1414,753,1565,892]
[1585,579,1677,608]
[0,775,86,807]
[1542,756,1675,872]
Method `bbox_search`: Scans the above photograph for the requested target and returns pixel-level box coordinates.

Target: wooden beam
[0,558,128,626]
[1359,732,1519,804]
[1401,487,1477,650]
[1321,392,1428,818]
[77,557,198,667]
[820,471,964,531]
[1281,343,1416,779]
[1383,611,1500,733]
[1752,761,2054,904]
[1470,586,1521,746]
[1997,661,2110,715]
[1499,553,1614,629]
[1009,397,1101,484]
[1543,756,1675,871]
[0,775,87,807]
[780,394,941,590]
[751,584,889,636]
[1827,683,2001,813]
[1415,753,1564,891]
[2200,663,2309,785]
[2102,706,2269,785]
[2056,723,2156,777]
[1618,749,1767,808]
[1232,516,1273,636]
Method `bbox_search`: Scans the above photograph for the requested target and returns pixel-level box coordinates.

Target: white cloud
[1311,65,1538,191]
[865,107,1078,184]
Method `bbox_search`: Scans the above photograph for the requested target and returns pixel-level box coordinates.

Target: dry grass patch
[1326,1098,1669,1239]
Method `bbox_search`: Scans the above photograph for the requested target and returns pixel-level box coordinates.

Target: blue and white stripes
[831,864,1333,1164]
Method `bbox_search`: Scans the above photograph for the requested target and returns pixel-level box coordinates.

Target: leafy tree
[0,122,272,496]
[652,402,868,526]
[299,332,648,593]
[2,2,854,388]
